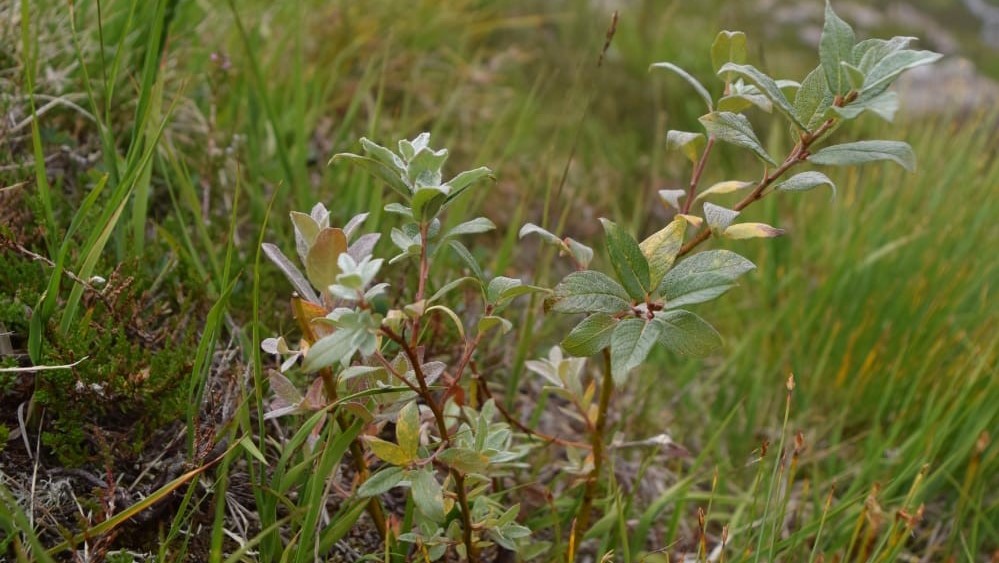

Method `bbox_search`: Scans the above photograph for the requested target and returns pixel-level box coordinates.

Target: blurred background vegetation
[1,0,996,559]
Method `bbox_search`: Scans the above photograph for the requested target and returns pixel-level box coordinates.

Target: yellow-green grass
[2,0,996,560]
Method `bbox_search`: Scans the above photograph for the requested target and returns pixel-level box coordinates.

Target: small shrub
[259,3,939,560]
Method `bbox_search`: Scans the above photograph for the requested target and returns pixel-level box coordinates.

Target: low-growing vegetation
[1,0,995,561]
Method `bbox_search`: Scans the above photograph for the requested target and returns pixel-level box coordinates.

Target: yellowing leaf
[396,402,421,460]
[364,436,412,466]
[723,223,786,239]
[694,180,753,202]
[640,216,687,290]
[305,227,348,292]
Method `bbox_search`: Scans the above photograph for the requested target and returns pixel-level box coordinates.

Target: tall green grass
[625,113,999,558]
[3,0,996,560]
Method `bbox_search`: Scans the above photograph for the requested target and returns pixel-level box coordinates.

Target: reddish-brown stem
[475,376,591,449]
[372,351,422,395]
[380,325,479,560]
[677,116,840,258]
[410,221,431,347]
[452,333,482,390]
[380,326,448,438]
[681,136,716,214]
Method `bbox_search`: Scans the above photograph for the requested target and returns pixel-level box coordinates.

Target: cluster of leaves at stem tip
[259,3,938,560]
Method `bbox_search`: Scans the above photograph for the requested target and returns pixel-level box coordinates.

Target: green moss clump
[1,197,205,466]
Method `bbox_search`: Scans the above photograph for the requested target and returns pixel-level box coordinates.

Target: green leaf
[290,211,321,255]
[841,62,866,90]
[654,310,722,357]
[808,140,915,172]
[384,202,414,219]
[238,435,268,464]
[819,0,856,95]
[716,63,805,129]
[659,250,756,308]
[722,223,786,239]
[549,271,632,314]
[666,130,706,164]
[302,329,355,372]
[410,467,446,523]
[853,36,916,72]
[699,112,776,166]
[425,305,466,341]
[703,202,740,232]
[407,146,448,188]
[518,223,561,245]
[360,137,406,172]
[411,186,449,221]
[397,402,421,460]
[562,313,618,357]
[330,153,411,198]
[639,216,687,290]
[448,240,484,280]
[610,317,664,385]
[478,315,514,336]
[442,217,495,240]
[496,283,549,306]
[711,30,747,76]
[774,171,836,197]
[487,276,522,303]
[445,166,493,205]
[365,436,412,466]
[718,92,772,113]
[650,62,714,111]
[862,49,941,96]
[427,276,479,305]
[304,227,348,292]
[357,466,405,497]
[694,180,753,202]
[339,365,384,381]
[437,448,490,474]
[795,66,835,131]
[833,90,898,122]
[566,238,594,268]
[600,219,651,300]
[398,133,428,160]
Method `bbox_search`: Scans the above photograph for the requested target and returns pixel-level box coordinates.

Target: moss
[1,192,207,466]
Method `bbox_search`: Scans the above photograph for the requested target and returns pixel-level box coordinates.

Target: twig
[380,325,480,561]
[678,115,841,257]
[0,357,88,373]
[475,375,591,449]
[681,136,716,214]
